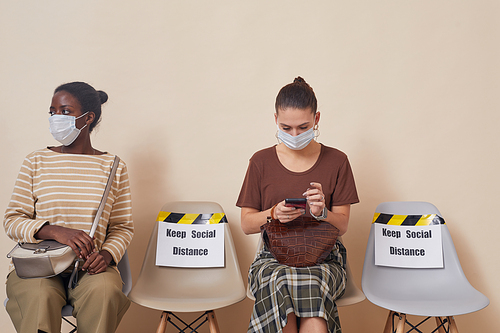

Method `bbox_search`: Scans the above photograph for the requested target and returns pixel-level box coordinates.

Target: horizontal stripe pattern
[4,148,134,269]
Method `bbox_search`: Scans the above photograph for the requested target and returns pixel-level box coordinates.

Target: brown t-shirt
[236,144,359,215]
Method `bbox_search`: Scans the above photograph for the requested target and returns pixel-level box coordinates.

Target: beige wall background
[1,1,498,332]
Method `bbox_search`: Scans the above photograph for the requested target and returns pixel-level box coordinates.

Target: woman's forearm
[324,205,350,236]
[241,207,272,235]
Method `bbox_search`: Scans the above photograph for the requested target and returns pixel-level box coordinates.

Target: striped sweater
[4,148,134,270]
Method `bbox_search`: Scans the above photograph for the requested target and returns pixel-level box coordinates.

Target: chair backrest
[246,237,365,307]
[362,201,489,317]
[118,250,132,296]
[128,201,246,312]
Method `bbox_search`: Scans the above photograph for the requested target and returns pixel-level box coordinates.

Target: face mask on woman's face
[277,126,315,150]
[49,112,88,146]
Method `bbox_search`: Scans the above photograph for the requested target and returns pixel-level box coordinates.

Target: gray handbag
[7,156,120,280]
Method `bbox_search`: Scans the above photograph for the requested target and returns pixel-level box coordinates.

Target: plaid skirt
[248,240,347,333]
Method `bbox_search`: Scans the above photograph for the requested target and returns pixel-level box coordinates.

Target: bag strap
[68,155,119,289]
[89,156,120,238]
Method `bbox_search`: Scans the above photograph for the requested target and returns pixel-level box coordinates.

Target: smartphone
[285,198,307,209]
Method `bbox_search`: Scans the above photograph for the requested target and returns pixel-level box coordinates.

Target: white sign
[156,222,225,268]
[374,224,443,268]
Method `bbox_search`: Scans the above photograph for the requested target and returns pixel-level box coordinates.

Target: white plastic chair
[246,236,365,307]
[128,201,246,333]
[362,201,489,333]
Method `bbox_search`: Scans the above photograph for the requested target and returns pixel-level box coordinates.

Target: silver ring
[287,215,290,219]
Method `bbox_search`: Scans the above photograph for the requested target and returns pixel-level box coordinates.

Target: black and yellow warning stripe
[372,213,445,226]
[156,211,228,224]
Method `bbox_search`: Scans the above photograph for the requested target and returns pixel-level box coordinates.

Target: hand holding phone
[274,198,306,222]
[285,198,307,209]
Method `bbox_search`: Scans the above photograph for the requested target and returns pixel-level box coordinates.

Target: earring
[314,124,320,140]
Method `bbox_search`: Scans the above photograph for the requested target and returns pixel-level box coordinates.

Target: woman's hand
[35,224,94,259]
[272,200,305,223]
[303,182,326,217]
[82,250,112,275]
[82,250,113,275]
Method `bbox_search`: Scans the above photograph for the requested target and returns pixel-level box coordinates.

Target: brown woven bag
[260,216,339,267]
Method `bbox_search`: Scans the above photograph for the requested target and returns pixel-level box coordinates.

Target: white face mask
[49,112,88,146]
[277,126,315,150]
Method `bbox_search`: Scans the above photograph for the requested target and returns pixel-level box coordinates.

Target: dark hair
[275,77,317,114]
[54,82,108,133]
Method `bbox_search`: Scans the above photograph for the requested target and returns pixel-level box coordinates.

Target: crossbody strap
[68,155,120,289]
[89,155,120,238]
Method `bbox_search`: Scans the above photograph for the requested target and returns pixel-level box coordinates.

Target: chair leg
[394,313,406,333]
[383,311,395,333]
[447,316,459,333]
[383,311,406,333]
[156,311,169,333]
[435,317,446,333]
[207,310,220,333]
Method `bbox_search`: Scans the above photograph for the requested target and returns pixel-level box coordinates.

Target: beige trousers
[6,267,130,333]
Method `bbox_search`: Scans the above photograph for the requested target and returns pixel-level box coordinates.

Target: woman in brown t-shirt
[237,77,359,333]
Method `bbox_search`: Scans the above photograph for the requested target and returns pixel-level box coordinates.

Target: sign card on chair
[373,213,444,268]
[155,212,226,268]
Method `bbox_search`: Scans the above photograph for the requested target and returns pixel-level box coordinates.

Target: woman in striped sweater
[4,82,134,333]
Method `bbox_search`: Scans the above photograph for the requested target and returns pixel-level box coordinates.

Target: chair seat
[364,282,489,317]
[335,260,365,307]
[131,274,245,312]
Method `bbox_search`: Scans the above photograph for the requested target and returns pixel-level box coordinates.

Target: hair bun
[97,90,108,104]
[293,76,306,84]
